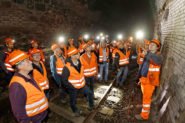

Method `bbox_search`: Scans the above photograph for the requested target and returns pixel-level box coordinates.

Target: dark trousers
[116,66,128,86]
[68,86,94,112]
[85,76,95,97]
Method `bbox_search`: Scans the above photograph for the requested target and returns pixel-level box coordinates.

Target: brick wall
[154,0,185,123]
[0,1,99,48]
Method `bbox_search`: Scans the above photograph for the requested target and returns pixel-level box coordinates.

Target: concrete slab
[107,96,120,103]
[99,106,114,116]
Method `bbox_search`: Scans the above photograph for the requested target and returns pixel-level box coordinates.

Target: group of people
[0,34,163,122]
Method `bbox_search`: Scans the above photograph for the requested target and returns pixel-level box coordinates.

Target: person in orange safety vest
[135,39,163,120]
[80,40,98,98]
[29,48,49,94]
[28,40,45,62]
[61,47,94,116]
[98,41,109,82]
[50,44,68,103]
[4,38,16,72]
[114,41,130,86]
[8,50,48,123]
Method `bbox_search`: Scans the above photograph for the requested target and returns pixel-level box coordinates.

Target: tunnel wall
[155,0,185,123]
[0,0,99,47]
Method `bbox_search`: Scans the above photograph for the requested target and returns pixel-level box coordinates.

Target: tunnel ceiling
[87,0,155,37]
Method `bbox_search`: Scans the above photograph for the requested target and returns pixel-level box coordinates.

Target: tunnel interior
[0,0,185,123]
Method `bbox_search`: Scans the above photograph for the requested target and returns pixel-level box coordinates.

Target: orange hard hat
[67,47,79,57]
[5,38,15,45]
[51,44,60,51]
[144,39,150,45]
[8,50,29,66]
[151,39,161,47]
[31,40,38,44]
[30,48,41,55]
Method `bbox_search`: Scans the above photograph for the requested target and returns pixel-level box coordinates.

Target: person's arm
[9,83,31,123]
[61,66,75,89]
[149,52,163,65]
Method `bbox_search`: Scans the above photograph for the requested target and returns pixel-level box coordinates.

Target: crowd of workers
[0,34,163,123]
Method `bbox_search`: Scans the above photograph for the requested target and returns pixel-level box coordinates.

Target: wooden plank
[49,102,85,123]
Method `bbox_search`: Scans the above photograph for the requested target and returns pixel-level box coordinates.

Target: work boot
[135,114,146,120]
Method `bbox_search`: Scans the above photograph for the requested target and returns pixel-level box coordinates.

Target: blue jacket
[50,55,62,86]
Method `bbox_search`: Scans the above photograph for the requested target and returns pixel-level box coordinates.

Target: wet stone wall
[155,0,185,123]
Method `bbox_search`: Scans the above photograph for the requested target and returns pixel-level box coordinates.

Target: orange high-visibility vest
[112,48,118,59]
[116,49,129,66]
[66,62,85,89]
[137,47,145,65]
[99,47,109,62]
[55,55,65,75]
[33,61,49,90]
[147,63,161,86]
[9,76,48,117]
[80,52,98,77]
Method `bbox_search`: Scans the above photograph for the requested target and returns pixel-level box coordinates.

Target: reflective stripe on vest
[9,76,48,117]
[140,58,144,62]
[5,63,14,72]
[117,49,129,66]
[66,62,85,89]
[68,77,85,88]
[56,56,65,75]
[147,63,161,86]
[143,104,150,108]
[142,109,150,113]
[80,53,97,77]
[84,67,97,76]
[149,68,160,72]
[26,97,48,115]
[33,69,49,91]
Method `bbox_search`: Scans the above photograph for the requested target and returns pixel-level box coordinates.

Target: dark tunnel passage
[0,0,185,123]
